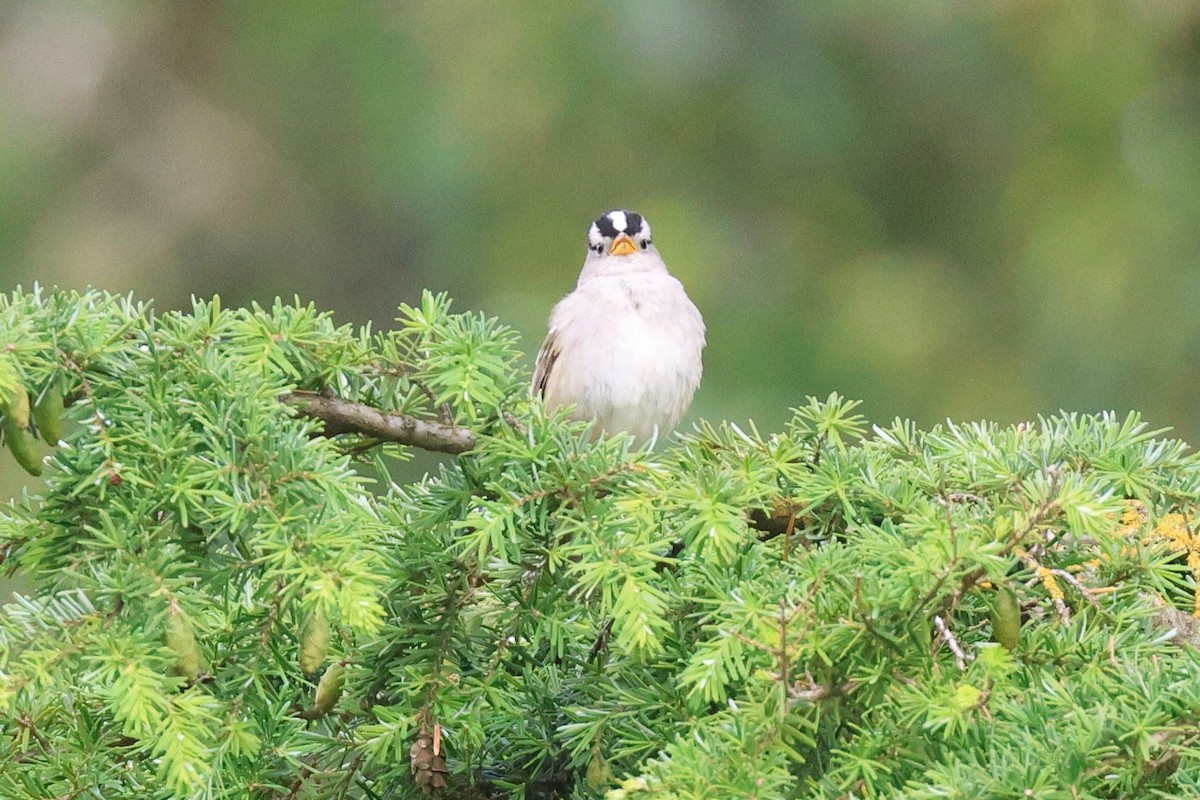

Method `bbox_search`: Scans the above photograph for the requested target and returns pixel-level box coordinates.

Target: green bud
[990,585,1021,651]
[32,381,64,445]
[299,607,331,674]
[313,663,345,715]
[3,382,31,430]
[165,605,204,681]
[586,749,614,789]
[3,417,42,476]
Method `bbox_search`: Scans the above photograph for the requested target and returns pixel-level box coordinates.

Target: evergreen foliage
[2,286,1200,799]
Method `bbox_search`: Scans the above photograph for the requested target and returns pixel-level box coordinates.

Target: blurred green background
[2,1,1200,501]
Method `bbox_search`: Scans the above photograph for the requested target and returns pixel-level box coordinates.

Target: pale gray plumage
[532,210,705,441]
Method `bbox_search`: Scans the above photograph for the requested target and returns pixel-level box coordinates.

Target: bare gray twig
[934,614,971,670]
[281,391,477,454]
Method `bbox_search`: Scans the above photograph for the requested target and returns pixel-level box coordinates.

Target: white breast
[542,269,705,441]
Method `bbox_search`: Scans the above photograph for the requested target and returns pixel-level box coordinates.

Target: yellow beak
[609,234,638,256]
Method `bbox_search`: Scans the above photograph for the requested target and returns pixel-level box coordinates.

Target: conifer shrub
[1,287,1199,799]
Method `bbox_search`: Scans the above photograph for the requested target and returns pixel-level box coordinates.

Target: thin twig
[782,508,798,561]
[787,678,858,708]
[586,618,615,665]
[1049,568,1102,610]
[933,615,971,670]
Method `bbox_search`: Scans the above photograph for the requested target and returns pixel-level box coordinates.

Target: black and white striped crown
[588,209,651,249]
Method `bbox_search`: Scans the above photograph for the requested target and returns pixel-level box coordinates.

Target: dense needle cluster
[1,287,1200,799]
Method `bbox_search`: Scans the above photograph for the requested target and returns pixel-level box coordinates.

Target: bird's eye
[591,244,603,254]
[640,240,650,250]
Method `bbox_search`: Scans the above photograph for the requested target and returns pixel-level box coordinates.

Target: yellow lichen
[1143,511,1200,617]
[1037,566,1064,603]
[1014,546,1068,606]
[1116,499,1148,538]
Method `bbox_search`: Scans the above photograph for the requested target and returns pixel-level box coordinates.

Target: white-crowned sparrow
[532,210,705,441]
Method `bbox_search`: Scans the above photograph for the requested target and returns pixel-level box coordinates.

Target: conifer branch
[7,290,1200,798]
[281,391,477,454]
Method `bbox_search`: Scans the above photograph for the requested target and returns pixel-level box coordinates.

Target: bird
[532,209,706,442]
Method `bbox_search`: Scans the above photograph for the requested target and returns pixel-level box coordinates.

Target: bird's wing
[531,329,560,399]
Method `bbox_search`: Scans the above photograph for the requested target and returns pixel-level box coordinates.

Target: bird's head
[587,209,654,259]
